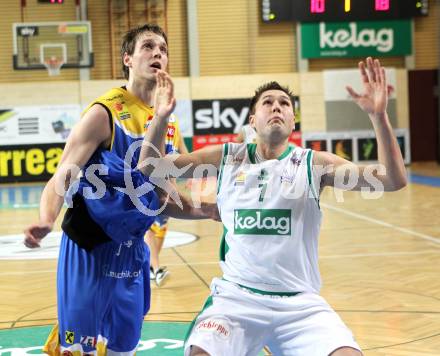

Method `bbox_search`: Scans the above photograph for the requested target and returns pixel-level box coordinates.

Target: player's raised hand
[346,57,388,116]
[154,70,176,120]
[24,222,53,248]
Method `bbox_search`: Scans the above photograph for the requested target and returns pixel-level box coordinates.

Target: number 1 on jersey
[258,168,269,202]
[258,182,267,202]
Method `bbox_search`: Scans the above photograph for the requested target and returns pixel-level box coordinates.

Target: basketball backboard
[12,21,93,70]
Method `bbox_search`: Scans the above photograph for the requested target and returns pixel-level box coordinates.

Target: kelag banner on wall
[0,105,81,145]
[301,20,412,58]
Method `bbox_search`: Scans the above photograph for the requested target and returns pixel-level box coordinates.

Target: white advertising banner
[0,105,81,145]
[323,68,397,101]
[174,99,193,137]
[323,68,398,130]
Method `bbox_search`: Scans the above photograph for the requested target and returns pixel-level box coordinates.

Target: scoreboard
[261,0,429,23]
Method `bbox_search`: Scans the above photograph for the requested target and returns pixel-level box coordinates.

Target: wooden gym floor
[0,162,439,355]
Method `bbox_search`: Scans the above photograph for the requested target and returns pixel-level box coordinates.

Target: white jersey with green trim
[217,142,322,294]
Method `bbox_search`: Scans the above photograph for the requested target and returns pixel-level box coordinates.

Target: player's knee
[189,345,210,356]
[329,346,363,356]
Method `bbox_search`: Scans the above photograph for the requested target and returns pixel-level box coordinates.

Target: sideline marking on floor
[322,203,440,245]
[0,231,197,260]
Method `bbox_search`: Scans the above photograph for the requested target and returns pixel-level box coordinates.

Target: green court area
[0,322,185,355]
[0,322,266,355]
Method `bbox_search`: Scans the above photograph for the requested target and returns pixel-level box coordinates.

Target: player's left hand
[154,70,176,121]
[24,222,53,248]
[346,57,388,116]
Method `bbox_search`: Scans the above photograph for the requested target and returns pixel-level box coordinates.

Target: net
[43,56,64,76]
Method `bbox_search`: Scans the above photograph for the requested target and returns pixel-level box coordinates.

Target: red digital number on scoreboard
[310,0,325,14]
[311,0,391,14]
[375,0,390,11]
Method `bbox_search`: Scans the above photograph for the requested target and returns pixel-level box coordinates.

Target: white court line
[1,249,440,277]
[321,202,440,245]
[319,250,440,259]
[166,250,440,262]
[0,269,57,276]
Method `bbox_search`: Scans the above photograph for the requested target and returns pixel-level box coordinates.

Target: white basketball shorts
[184,278,361,356]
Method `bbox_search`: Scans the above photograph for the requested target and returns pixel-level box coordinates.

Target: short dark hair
[249,81,295,115]
[120,24,168,80]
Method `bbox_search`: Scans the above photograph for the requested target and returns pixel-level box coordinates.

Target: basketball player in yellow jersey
[24,24,217,355]
[87,83,188,287]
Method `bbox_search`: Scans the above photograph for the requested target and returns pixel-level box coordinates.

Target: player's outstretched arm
[24,104,112,248]
[162,194,220,221]
[316,57,407,192]
[142,143,223,183]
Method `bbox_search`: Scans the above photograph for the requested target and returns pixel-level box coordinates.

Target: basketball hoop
[44,56,64,76]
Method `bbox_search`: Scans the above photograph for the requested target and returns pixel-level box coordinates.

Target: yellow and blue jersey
[47,87,181,354]
[86,87,182,164]
[91,87,182,234]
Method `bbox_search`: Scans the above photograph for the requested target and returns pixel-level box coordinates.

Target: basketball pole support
[77,0,91,81]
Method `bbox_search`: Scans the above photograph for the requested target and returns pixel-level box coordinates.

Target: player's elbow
[394,176,408,191]
[386,175,408,191]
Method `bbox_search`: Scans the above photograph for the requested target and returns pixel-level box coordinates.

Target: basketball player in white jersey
[141,57,407,356]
